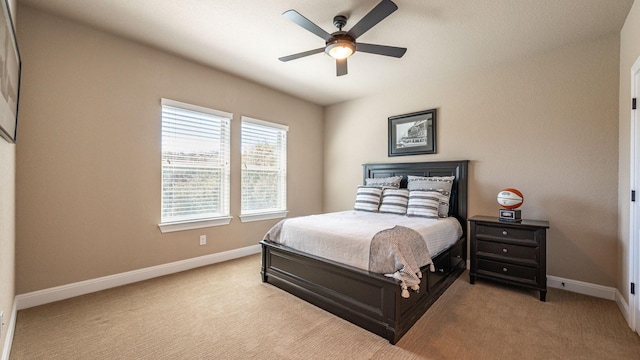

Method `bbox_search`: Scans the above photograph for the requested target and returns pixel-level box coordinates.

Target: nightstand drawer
[476,240,538,262]
[476,259,538,283]
[476,224,538,243]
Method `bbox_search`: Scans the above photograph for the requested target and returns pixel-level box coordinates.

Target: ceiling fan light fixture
[325,39,355,59]
[280,0,406,76]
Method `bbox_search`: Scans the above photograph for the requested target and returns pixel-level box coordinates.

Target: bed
[260,160,469,344]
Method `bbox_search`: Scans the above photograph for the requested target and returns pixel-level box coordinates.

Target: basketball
[497,188,524,209]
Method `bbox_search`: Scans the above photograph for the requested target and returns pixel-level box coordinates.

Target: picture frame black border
[0,0,21,144]
[388,108,437,157]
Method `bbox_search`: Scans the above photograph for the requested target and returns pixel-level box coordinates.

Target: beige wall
[8,0,633,314]
[325,35,620,287]
[0,0,16,354]
[15,6,323,294]
[618,1,640,304]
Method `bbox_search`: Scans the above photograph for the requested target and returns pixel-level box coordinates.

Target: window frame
[239,116,288,223]
[158,98,232,233]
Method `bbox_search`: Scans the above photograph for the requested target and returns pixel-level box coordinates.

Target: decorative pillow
[353,186,383,212]
[447,189,457,217]
[406,190,440,219]
[379,188,410,215]
[432,190,451,218]
[365,176,402,189]
[407,175,455,217]
[407,175,454,193]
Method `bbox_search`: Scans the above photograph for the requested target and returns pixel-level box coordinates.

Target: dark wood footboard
[261,236,466,344]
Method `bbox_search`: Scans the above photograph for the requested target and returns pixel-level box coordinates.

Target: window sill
[240,211,288,223]
[158,216,233,233]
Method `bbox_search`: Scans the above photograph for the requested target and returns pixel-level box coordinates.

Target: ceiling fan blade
[283,10,332,42]
[356,43,406,58]
[336,58,348,76]
[347,0,398,39]
[279,47,325,62]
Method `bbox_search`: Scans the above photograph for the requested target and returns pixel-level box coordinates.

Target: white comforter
[271,210,462,272]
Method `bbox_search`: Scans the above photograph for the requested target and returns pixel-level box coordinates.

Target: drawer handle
[502,230,508,236]
[438,268,445,273]
[502,267,508,272]
[502,248,508,253]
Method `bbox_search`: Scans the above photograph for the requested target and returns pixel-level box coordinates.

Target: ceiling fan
[278,0,407,77]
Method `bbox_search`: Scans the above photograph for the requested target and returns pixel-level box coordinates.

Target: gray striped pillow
[365,176,402,189]
[406,190,440,218]
[407,175,454,193]
[379,188,409,215]
[436,190,451,217]
[354,186,383,212]
[407,175,454,217]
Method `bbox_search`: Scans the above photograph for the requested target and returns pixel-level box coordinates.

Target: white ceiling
[17,0,634,106]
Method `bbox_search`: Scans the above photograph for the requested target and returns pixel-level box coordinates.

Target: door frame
[629,55,640,335]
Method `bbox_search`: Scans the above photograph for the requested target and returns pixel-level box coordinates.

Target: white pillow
[406,190,440,219]
[379,188,409,215]
[353,186,383,212]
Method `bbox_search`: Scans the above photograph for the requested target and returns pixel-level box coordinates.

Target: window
[240,116,288,222]
[159,99,231,233]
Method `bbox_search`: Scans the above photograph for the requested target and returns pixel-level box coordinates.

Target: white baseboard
[1,301,17,360]
[9,253,626,326]
[472,273,626,319]
[547,275,617,300]
[15,245,261,310]
[615,289,630,325]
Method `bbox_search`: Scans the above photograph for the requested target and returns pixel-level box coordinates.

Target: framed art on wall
[0,0,20,143]
[388,108,437,156]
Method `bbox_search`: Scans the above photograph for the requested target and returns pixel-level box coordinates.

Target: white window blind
[161,99,231,227]
[241,117,288,220]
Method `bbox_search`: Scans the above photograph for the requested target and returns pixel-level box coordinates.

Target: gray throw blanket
[370,225,433,298]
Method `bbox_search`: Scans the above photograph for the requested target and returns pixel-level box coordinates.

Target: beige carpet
[10,254,640,359]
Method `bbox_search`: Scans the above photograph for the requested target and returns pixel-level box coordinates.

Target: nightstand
[469,215,549,301]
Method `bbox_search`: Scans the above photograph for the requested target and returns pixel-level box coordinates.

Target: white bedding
[274,210,463,272]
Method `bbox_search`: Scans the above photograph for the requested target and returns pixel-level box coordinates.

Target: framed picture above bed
[388,108,437,156]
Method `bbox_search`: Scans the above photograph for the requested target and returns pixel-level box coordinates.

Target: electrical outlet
[199,235,206,246]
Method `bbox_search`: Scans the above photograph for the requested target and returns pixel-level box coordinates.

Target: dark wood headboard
[362,160,469,232]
